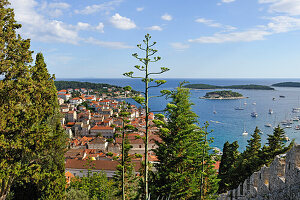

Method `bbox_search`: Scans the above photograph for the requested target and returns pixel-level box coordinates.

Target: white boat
[242,123,248,136]
[252,102,256,105]
[292,117,299,121]
[292,108,300,113]
[235,100,244,110]
[251,112,258,117]
[295,125,300,130]
[285,125,292,128]
[213,106,217,114]
[244,100,247,105]
[265,123,272,127]
[269,109,273,114]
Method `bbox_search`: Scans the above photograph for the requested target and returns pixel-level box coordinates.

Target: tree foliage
[0,2,67,199]
[152,84,219,199]
[123,34,170,199]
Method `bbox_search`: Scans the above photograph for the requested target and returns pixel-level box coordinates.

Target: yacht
[252,102,256,105]
[285,125,292,128]
[292,108,300,113]
[265,123,272,127]
[251,112,258,117]
[235,100,244,110]
[242,123,248,136]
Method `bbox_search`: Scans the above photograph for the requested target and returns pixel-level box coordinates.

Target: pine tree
[0,1,67,198]
[153,84,219,199]
[218,141,240,194]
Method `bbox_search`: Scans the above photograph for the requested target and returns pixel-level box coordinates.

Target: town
[57,86,162,183]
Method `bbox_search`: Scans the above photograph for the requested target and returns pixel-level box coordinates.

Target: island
[272,82,300,87]
[184,84,274,90]
[200,90,247,100]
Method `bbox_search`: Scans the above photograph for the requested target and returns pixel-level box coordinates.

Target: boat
[242,123,248,136]
[244,100,247,105]
[292,108,300,113]
[235,100,244,110]
[251,112,258,117]
[213,106,217,114]
[265,123,272,127]
[292,117,299,121]
[269,109,273,114]
[252,102,256,105]
[285,125,292,128]
[235,107,244,110]
[272,97,276,101]
[295,125,300,130]
[279,95,285,98]
[284,136,290,141]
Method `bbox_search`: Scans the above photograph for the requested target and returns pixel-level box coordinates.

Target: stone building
[218,144,300,200]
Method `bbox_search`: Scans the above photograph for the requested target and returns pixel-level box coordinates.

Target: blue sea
[58,78,300,151]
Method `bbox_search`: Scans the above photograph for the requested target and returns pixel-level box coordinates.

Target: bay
[58,78,300,151]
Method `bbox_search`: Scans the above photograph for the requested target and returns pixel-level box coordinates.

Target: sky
[8,0,300,78]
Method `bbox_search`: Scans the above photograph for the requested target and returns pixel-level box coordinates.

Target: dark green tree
[218,141,240,194]
[0,1,67,198]
[123,34,170,198]
[152,84,219,199]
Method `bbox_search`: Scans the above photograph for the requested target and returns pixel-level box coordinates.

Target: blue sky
[9,0,300,78]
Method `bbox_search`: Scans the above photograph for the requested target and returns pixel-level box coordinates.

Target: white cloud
[161,13,173,21]
[189,15,300,44]
[189,29,271,43]
[222,0,236,3]
[110,13,136,30]
[85,37,133,49]
[96,22,104,33]
[136,7,144,12]
[259,0,300,16]
[146,25,163,31]
[10,0,79,44]
[75,0,122,15]
[76,22,91,31]
[170,42,190,50]
[195,18,236,31]
[39,1,70,18]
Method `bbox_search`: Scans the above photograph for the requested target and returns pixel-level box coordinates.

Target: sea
[57,78,300,151]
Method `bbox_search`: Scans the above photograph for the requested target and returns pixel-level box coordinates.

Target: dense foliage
[204,90,243,98]
[218,126,293,194]
[185,84,274,90]
[272,82,300,87]
[152,84,219,199]
[0,1,67,199]
[55,81,121,91]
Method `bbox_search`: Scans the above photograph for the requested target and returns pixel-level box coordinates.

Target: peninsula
[272,82,300,87]
[200,90,246,100]
[185,84,274,90]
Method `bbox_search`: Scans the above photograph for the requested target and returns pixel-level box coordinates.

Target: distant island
[272,82,300,87]
[185,83,274,90]
[200,90,247,100]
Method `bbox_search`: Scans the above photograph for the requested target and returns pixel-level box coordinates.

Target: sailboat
[213,106,217,114]
[235,100,244,110]
[242,123,248,136]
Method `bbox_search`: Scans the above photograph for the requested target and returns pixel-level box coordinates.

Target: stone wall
[218,144,300,200]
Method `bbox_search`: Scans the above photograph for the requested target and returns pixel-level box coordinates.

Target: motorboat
[265,123,272,127]
[268,109,273,114]
[251,112,258,117]
[279,95,285,98]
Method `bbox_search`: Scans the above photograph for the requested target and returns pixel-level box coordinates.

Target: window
[139,145,142,148]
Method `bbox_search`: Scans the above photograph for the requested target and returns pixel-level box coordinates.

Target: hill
[201,90,246,99]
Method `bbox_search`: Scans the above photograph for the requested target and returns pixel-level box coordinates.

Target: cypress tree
[0,1,67,198]
[153,84,219,199]
[218,141,239,194]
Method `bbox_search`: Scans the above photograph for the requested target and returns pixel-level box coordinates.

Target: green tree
[113,99,138,200]
[123,34,170,199]
[218,141,240,194]
[0,2,67,198]
[68,171,116,200]
[152,84,219,199]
